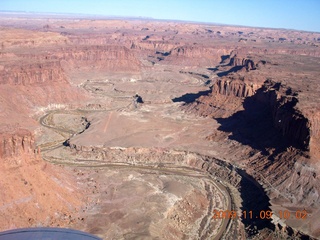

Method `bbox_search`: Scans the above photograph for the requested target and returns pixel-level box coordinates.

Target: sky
[1,0,320,32]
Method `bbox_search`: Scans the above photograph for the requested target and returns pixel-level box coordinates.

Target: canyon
[0,12,319,239]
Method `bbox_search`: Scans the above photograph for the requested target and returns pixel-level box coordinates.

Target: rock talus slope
[0,128,83,230]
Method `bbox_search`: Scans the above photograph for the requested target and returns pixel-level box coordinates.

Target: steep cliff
[0,129,36,160]
[230,47,320,58]
[0,28,68,49]
[165,45,231,66]
[182,57,319,237]
[0,45,141,86]
[186,51,313,152]
[225,50,270,71]
[0,134,83,231]
[254,80,311,150]
[0,61,67,85]
[183,73,262,119]
[308,111,320,159]
[212,76,260,98]
[195,77,312,152]
[56,45,141,72]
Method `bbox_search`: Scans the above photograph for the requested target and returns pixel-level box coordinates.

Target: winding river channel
[36,79,272,239]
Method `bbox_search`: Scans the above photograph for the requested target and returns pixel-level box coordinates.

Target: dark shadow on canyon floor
[207,67,218,72]
[216,94,290,158]
[172,89,211,104]
[237,168,275,235]
[217,66,243,77]
[220,54,230,64]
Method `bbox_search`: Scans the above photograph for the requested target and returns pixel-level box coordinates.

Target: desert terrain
[0,12,319,239]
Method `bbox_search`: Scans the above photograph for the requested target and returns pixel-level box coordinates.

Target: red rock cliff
[255,80,312,150]
[56,45,141,72]
[0,61,67,85]
[212,76,260,98]
[0,129,37,160]
[167,45,230,66]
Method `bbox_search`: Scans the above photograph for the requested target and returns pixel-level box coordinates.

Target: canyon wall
[55,45,141,72]
[0,131,83,231]
[308,112,320,159]
[230,47,320,58]
[130,41,179,52]
[66,144,243,187]
[254,80,311,150]
[182,52,319,238]
[0,129,36,160]
[203,52,315,152]
[0,61,67,85]
[212,77,260,98]
[59,143,314,238]
[168,45,229,66]
[227,53,265,71]
[0,28,68,49]
[213,78,313,152]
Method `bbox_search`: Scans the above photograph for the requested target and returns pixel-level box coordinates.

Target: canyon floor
[0,13,320,239]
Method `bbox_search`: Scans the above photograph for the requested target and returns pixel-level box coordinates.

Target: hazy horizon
[1,0,320,32]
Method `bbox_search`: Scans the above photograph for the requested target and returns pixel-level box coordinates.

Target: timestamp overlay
[212,209,308,220]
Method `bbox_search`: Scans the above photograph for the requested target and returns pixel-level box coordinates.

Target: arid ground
[0,13,320,239]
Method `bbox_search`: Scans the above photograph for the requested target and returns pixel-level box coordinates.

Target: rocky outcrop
[308,111,320,158]
[60,143,242,188]
[58,143,313,238]
[196,74,312,151]
[130,41,179,52]
[229,56,256,71]
[167,45,231,66]
[0,129,82,231]
[131,42,233,66]
[0,129,37,159]
[213,77,260,98]
[230,47,320,58]
[56,45,141,72]
[254,80,311,150]
[0,61,67,85]
[0,28,68,49]
[226,51,268,71]
[183,76,318,237]
[181,74,261,119]
[0,45,141,86]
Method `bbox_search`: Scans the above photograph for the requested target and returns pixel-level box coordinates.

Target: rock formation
[55,46,141,72]
[212,77,259,98]
[0,61,67,85]
[254,80,311,150]
[0,129,36,159]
